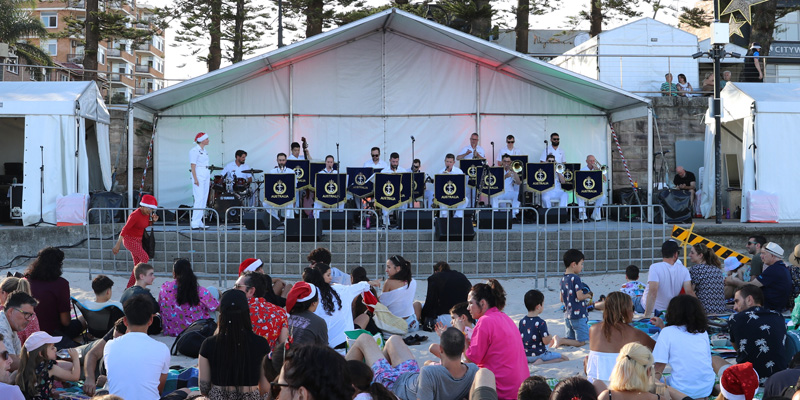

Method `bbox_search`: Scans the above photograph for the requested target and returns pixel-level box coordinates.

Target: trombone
[511,160,524,173]
[555,163,565,174]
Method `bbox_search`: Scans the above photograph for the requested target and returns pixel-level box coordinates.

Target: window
[43,39,57,56]
[41,13,58,28]
[60,74,70,81]
[98,47,105,65]
[6,57,18,74]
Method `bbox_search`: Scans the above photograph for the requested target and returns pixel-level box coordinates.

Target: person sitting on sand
[428,302,474,363]
[520,289,567,365]
[594,265,645,313]
[597,342,687,400]
[586,292,655,385]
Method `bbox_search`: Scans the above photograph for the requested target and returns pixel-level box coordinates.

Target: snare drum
[233,177,249,192]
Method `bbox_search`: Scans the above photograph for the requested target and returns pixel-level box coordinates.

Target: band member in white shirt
[313,155,343,218]
[381,152,408,227]
[288,142,309,160]
[539,132,565,163]
[541,154,568,208]
[577,154,607,221]
[189,132,210,229]
[221,150,253,182]
[437,153,468,218]
[496,134,521,165]
[411,159,434,209]
[266,152,296,220]
[456,132,486,160]
[363,146,388,171]
[490,154,521,219]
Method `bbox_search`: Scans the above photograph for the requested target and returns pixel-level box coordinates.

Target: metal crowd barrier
[85,207,223,286]
[82,203,667,289]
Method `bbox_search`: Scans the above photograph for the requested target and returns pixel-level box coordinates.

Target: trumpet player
[490,154,521,219]
[541,154,568,208]
[577,154,607,221]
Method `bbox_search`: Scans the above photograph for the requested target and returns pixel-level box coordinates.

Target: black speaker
[477,210,512,229]
[155,209,177,222]
[434,217,475,241]
[653,189,692,224]
[399,209,435,229]
[316,211,353,230]
[538,207,569,224]
[88,192,125,224]
[285,218,322,242]
[242,210,282,230]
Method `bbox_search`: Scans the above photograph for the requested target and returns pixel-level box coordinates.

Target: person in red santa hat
[238,258,263,276]
[189,132,210,229]
[112,194,159,288]
[717,362,759,400]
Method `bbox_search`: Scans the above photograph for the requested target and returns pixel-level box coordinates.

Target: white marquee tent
[0,82,112,225]
[130,8,655,209]
[701,82,800,222]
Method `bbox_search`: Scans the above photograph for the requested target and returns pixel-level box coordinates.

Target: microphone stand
[474,160,490,208]
[32,146,55,227]
[490,141,495,167]
[336,143,340,171]
[411,136,415,163]
[543,139,548,159]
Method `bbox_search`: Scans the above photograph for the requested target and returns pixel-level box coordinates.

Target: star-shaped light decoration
[728,14,746,38]
[720,0,769,24]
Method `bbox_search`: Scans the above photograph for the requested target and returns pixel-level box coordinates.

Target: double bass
[301,137,315,216]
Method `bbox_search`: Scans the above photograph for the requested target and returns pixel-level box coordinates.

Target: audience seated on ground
[235,271,288,350]
[428,301,474,362]
[0,291,39,375]
[120,263,162,335]
[516,376,551,400]
[158,259,219,337]
[24,247,82,346]
[688,244,727,315]
[728,284,788,380]
[199,289,269,400]
[763,352,800,398]
[307,247,349,285]
[350,266,381,335]
[304,265,372,349]
[15,331,80,399]
[105,294,189,400]
[347,328,478,400]
[72,274,124,339]
[650,295,716,399]
[276,344,355,400]
[347,359,396,400]
[0,333,24,399]
[550,376,598,400]
[593,265,645,313]
[520,289,568,365]
[239,257,291,307]
[381,255,420,332]
[82,317,127,396]
[272,282,328,370]
[643,240,694,317]
[597,342,686,400]
[416,261,472,331]
[716,362,759,400]
[586,292,655,385]
[0,277,41,346]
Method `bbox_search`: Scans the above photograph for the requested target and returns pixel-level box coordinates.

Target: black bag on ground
[170,318,216,358]
[142,227,155,258]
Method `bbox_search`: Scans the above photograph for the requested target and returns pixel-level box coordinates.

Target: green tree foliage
[160,0,269,72]
[0,0,52,67]
[678,6,710,29]
[513,0,557,53]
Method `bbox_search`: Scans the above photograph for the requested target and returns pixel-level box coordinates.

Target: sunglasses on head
[270,382,295,398]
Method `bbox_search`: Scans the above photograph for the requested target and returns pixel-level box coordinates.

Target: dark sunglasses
[0,350,8,360]
[507,141,514,144]
[371,154,380,157]
[270,382,295,398]
[551,138,560,141]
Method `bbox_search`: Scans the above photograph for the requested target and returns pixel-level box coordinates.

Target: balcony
[67,53,85,63]
[135,87,146,95]
[107,49,122,58]
[69,0,85,8]
[135,23,149,29]
[110,73,121,82]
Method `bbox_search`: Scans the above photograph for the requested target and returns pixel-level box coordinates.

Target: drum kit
[206,165,265,223]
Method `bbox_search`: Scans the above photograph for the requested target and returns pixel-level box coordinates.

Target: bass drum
[214,194,243,223]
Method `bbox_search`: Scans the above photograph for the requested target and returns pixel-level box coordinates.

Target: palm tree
[0,0,53,68]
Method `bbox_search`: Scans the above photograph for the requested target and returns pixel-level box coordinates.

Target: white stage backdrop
[153,31,611,207]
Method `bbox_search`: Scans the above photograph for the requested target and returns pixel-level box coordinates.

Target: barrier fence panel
[85,207,223,285]
[541,204,667,289]
[222,207,383,282]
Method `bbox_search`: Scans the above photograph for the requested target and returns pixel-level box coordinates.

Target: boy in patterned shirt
[552,249,591,348]
[596,265,647,313]
[519,290,568,364]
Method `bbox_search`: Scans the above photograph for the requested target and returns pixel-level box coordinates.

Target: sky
[146,0,697,85]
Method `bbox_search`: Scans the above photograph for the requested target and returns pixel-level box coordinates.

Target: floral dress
[158,281,220,336]
[689,263,727,314]
[32,360,56,400]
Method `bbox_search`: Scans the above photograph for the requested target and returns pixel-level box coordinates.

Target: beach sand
[25,267,628,377]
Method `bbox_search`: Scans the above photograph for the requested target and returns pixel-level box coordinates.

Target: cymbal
[208,165,223,171]
[242,169,263,174]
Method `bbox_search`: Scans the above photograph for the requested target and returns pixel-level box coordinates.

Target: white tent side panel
[598,45,699,94]
[755,112,799,221]
[550,45,599,81]
[161,68,290,117]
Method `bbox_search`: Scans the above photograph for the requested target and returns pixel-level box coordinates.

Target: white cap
[24,331,61,351]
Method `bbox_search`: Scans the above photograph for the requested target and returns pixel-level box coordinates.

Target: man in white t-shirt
[104,295,188,400]
[539,132,565,163]
[642,240,695,317]
[437,153,468,218]
[381,152,409,227]
[495,134,521,166]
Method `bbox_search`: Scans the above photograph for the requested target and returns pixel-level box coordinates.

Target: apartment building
[16,0,166,101]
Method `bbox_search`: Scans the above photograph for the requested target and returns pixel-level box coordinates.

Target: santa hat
[238,258,263,275]
[195,132,209,143]
[720,362,759,400]
[286,282,317,313]
[139,194,158,209]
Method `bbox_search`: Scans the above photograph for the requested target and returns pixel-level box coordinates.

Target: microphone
[544,140,548,144]
[490,141,494,145]
[410,136,415,141]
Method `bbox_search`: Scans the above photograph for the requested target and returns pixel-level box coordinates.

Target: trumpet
[600,165,608,175]
[555,163,565,174]
[511,160,524,173]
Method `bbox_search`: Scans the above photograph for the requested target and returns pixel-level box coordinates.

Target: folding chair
[70,297,125,341]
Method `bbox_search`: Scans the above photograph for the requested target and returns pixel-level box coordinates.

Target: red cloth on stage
[120,209,151,238]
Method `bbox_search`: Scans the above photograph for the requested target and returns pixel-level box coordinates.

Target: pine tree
[0,0,52,68]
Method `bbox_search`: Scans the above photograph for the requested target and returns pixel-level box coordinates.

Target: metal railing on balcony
[110,74,121,82]
[67,53,85,63]
[135,87,146,95]
[107,49,122,57]
[135,64,151,74]
[70,0,85,8]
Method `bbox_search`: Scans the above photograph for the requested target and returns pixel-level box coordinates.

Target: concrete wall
[610,96,708,194]
[108,108,154,196]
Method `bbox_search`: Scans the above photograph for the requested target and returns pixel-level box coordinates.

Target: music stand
[32,146,56,227]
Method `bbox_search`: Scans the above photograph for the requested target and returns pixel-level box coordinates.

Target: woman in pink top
[464,279,529,400]
[158,259,219,336]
